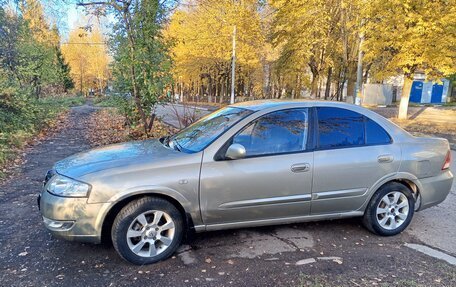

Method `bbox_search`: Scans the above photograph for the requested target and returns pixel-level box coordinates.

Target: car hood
[55,139,182,178]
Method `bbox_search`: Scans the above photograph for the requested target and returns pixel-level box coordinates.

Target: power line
[61,42,108,45]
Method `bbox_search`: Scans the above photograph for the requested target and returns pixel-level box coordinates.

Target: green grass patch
[93,96,122,107]
[40,95,86,107]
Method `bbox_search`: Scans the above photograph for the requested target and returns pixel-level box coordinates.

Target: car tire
[363,182,415,236]
[111,197,184,265]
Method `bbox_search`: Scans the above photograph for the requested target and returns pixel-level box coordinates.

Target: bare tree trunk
[398,77,413,120]
[220,81,224,104]
[324,67,332,100]
[363,63,371,83]
[296,74,302,99]
[262,60,270,98]
[346,65,356,100]
[215,80,218,103]
[123,9,149,135]
[310,73,319,98]
[317,76,323,99]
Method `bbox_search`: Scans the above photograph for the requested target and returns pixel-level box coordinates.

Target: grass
[0,95,85,177]
[92,95,121,107]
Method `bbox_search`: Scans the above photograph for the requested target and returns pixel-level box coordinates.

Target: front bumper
[38,190,107,243]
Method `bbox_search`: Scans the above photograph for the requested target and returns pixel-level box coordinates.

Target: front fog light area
[43,217,75,231]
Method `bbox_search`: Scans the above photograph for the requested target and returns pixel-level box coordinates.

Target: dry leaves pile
[86,108,178,147]
[85,109,129,147]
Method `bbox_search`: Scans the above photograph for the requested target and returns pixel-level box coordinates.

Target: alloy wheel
[375,191,410,230]
[126,210,176,258]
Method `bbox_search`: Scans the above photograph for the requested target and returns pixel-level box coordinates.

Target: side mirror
[225,143,246,160]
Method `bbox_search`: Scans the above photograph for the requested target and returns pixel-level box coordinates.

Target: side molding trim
[218,193,312,209]
[312,188,367,200]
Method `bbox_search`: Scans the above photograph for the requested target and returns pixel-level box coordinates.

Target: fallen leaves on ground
[85,108,178,147]
[374,106,456,146]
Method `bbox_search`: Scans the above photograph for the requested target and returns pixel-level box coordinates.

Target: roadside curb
[405,243,456,266]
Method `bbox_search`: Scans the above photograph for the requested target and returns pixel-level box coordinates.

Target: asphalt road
[408,154,456,255]
[154,103,211,128]
[0,104,455,286]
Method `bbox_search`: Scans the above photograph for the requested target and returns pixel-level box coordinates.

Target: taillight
[442,151,451,170]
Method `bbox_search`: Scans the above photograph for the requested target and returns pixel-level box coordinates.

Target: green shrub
[0,93,85,176]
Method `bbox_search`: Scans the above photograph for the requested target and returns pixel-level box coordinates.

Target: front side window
[317,107,364,149]
[232,109,308,157]
[170,107,254,153]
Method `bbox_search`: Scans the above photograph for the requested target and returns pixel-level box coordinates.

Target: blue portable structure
[409,79,449,104]
[410,81,423,103]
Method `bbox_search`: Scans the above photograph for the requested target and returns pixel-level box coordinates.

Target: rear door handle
[378,155,394,163]
[291,163,310,173]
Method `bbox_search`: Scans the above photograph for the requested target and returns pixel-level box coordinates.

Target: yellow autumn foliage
[62,26,110,95]
[21,0,59,46]
[166,0,267,101]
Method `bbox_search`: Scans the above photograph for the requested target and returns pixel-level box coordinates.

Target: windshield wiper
[161,135,171,148]
[171,139,182,152]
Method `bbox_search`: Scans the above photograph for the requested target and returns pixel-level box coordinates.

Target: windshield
[168,107,254,153]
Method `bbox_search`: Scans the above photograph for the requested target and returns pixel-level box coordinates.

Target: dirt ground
[0,104,455,287]
[373,106,456,149]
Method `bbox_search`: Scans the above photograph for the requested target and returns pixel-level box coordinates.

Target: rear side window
[317,107,364,149]
[316,107,392,149]
[365,118,391,145]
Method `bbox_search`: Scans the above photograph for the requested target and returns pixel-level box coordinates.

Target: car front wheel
[363,182,415,236]
[111,197,184,265]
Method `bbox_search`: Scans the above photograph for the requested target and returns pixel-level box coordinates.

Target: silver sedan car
[39,100,453,265]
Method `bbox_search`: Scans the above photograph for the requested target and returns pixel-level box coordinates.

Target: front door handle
[378,154,394,163]
[291,163,310,173]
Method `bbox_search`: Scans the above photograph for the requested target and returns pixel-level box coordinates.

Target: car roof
[231,99,357,111]
[230,99,414,142]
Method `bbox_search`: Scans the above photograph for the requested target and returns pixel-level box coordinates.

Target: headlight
[46,174,90,197]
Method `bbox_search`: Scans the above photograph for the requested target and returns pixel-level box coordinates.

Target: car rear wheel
[111,197,184,265]
[363,182,415,236]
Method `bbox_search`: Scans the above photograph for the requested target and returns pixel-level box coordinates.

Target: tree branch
[76,0,122,11]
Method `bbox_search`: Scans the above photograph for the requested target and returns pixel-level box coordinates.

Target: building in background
[409,77,450,104]
[361,73,452,106]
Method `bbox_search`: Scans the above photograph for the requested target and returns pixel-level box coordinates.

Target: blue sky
[46,1,112,41]
[67,4,82,31]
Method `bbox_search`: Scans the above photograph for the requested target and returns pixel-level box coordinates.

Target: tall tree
[167,0,266,102]
[78,0,174,135]
[271,0,362,100]
[363,0,456,119]
[62,25,109,95]
[55,45,74,92]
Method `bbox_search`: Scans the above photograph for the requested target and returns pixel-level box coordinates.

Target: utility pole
[354,22,364,105]
[230,25,236,104]
[179,76,183,103]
